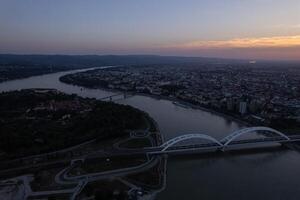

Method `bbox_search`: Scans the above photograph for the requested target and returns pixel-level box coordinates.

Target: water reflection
[0,69,300,200]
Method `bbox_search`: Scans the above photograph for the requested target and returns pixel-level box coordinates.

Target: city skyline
[1,0,300,60]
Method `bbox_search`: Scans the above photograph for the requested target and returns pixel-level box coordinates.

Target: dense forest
[0,65,80,83]
[0,89,147,158]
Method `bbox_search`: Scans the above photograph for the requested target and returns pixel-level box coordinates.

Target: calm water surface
[0,68,299,200]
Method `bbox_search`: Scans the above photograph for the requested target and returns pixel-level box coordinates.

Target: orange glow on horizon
[165,35,300,49]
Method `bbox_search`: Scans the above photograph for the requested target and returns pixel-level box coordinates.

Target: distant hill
[0,54,246,68]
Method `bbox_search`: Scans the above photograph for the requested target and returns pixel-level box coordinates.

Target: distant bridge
[100,92,134,102]
[147,127,300,154]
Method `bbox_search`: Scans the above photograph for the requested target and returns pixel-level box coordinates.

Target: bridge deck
[147,135,300,154]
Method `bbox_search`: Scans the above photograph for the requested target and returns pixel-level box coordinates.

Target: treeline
[0,90,147,158]
[60,74,109,88]
[0,54,242,67]
[0,65,80,83]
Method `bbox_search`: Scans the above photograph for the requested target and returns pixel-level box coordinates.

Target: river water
[0,68,300,200]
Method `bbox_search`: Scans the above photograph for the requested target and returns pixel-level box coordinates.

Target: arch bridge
[157,127,299,153]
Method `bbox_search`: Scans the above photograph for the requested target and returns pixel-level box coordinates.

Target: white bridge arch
[161,134,223,152]
[221,126,290,147]
[160,127,291,152]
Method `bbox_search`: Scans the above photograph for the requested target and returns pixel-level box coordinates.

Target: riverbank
[1,66,300,200]
[136,92,251,127]
[60,73,250,128]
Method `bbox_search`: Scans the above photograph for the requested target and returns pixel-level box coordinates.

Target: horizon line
[1,53,300,63]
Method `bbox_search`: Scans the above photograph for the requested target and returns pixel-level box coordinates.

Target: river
[0,68,300,200]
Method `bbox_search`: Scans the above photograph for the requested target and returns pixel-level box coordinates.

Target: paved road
[1,136,299,177]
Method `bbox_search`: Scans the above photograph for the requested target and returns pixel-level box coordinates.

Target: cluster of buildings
[75,65,300,126]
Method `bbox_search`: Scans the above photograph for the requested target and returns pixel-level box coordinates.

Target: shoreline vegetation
[0,89,157,160]
[0,65,85,83]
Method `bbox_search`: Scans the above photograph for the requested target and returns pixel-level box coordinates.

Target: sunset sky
[1,0,300,60]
